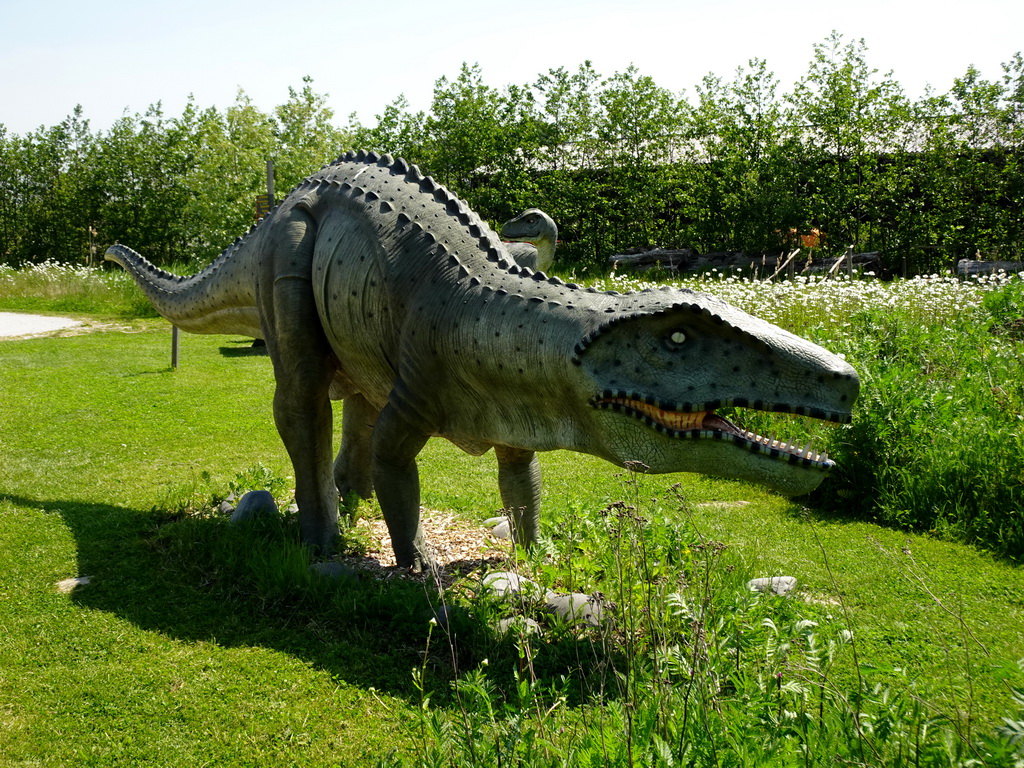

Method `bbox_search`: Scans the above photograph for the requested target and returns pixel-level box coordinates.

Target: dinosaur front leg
[495,445,542,546]
[335,394,379,502]
[371,403,432,570]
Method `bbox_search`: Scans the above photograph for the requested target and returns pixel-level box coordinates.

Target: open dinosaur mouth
[590,393,838,470]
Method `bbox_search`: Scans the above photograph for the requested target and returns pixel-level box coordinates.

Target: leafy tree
[999,53,1024,253]
[422,63,508,199]
[529,63,605,266]
[272,76,350,194]
[348,94,428,164]
[93,102,202,266]
[417,63,542,229]
[6,107,99,265]
[945,58,1024,256]
[532,63,602,173]
[907,59,1022,268]
[0,126,16,259]
[788,32,910,258]
[683,59,802,253]
[178,92,276,262]
[950,66,1008,254]
[596,66,684,252]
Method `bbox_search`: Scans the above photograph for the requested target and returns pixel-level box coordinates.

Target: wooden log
[607,248,698,271]
[956,259,1024,276]
[609,249,774,273]
[609,248,883,277]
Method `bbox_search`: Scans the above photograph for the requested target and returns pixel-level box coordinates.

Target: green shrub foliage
[817,305,1024,559]
[1,35,1022,271]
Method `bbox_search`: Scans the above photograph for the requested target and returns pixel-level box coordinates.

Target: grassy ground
[0,326,412,765]
[2,321,1023,765]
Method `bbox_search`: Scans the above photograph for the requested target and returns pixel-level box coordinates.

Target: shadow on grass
[7,493,449,698]
[219,339,268,357]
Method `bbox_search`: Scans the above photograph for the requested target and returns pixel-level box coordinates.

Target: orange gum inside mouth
[607,398,729,433]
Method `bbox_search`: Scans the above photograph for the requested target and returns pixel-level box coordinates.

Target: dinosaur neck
[392,266,608,453]
[533,234,556,265]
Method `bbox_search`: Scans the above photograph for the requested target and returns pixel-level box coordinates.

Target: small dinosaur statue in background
[106,150,858,570]
[501,208,558,272]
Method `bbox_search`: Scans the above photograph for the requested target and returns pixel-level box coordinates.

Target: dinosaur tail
[105,243,262,337]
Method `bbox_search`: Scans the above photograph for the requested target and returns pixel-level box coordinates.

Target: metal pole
[266,159,275,207]
[171,325,179,370]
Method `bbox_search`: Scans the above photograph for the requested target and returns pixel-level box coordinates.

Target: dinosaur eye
[668,330,687,346]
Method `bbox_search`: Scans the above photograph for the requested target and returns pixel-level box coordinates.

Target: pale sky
[2,0,1022,136]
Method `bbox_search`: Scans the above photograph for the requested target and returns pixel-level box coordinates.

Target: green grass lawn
[2,321,1024,765]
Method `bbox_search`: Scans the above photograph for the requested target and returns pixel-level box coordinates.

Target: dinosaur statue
[106,150,859,570]
[501,208,558,272]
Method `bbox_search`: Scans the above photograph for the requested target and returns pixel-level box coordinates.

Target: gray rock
[545,593,604,626]
[747,576,797,596]
[497,616,542,636]
[483,516,512,540]
[481,571,554,601]
[309,561,358,581]
[229,490,279,524]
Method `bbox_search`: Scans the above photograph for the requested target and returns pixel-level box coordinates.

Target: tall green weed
[382,478,1024,766]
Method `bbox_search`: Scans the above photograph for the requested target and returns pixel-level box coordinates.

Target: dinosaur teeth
[593,396,834,468]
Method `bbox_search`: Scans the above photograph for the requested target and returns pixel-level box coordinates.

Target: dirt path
[0,312,145,340]
[0,312,83,339]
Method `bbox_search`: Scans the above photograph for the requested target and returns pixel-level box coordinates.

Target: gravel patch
[334,509,513,588]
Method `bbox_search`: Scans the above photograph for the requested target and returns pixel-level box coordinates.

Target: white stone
[481,571,554,600]
[747,576,797,596]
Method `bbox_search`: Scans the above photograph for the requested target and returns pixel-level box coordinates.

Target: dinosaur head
[500,209,558,247]
[572,288,858,496]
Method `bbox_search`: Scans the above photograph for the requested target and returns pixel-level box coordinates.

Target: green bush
[813,302,1024,560]
[984,275,1024,341]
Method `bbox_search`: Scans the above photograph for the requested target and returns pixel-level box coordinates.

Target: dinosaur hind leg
[260,212,340,555]
[371,403,432,571]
